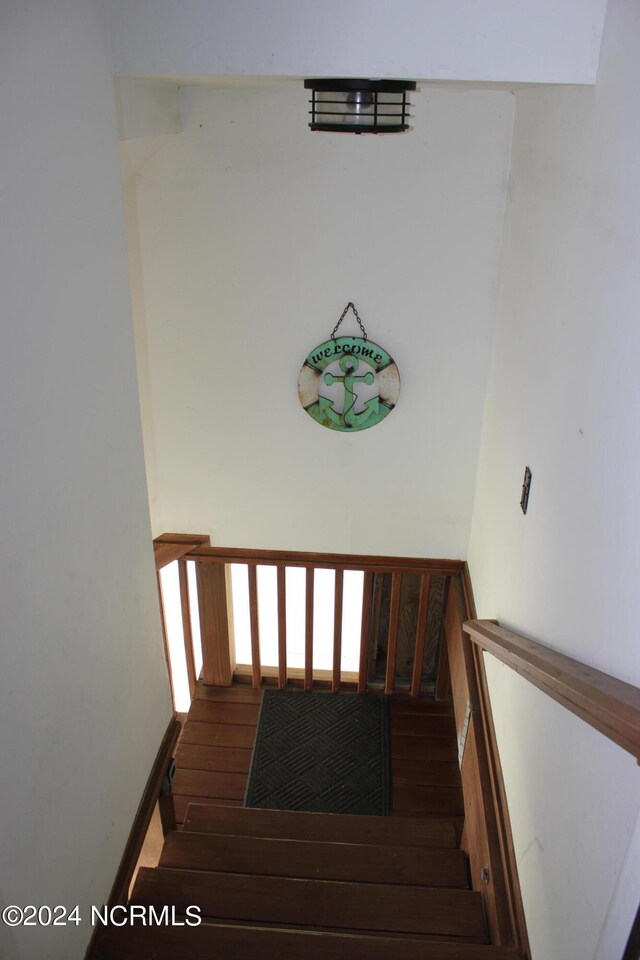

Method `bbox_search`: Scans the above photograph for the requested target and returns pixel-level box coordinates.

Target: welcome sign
[298,336,400,432]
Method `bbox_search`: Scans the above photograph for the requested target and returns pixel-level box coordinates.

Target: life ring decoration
[298,303,400,432]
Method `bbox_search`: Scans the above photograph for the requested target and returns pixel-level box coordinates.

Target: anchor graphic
[321,355,379,429]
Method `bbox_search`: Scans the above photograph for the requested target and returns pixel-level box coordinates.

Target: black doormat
[244,690,390,816]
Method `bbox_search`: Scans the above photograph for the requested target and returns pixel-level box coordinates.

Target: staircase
[90,547,529,958]
[91,689,520,959]
[92,803,518,958]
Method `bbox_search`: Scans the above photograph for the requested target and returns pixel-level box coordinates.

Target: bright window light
[284,566,305,669]
[342,570,364,671]
[160,562,365,695]
[312,568,335,672]
[230,563,251,665]
[158,561,191,712]
[186,561,202,678]
[257,565,278,667]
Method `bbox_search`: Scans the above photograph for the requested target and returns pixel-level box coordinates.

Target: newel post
[196,562,235,686]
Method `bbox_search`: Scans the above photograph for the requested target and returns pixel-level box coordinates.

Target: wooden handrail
[184,544,463,577]
[464,619,640,761]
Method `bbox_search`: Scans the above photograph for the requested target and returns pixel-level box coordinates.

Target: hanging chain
[330,302,368,341]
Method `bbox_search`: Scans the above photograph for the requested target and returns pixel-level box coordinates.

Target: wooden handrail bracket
[464,619,640,761]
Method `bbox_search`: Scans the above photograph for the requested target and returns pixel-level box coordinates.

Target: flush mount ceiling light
[304,78,416,134]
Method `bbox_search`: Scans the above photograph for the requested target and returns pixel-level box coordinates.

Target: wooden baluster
[178,559,197,699]
[196,562,233,686]
[332,569,344,694]
[385,572,402,695]
[410,574,432,698]
[247,564,262,689]
[277,566,287,689]
[304,567,314,690]
[358,572,373,694]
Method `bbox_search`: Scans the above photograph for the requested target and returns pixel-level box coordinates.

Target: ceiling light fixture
[304,78,416,134]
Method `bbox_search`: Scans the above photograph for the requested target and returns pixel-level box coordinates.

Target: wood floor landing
[173,682,463,824]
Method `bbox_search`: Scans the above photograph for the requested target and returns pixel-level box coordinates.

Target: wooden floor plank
[132,867,488,941]
[175,743,252,774]
[160,831,470,888]
[180,721,256,748]
[91,922,520,960]
[195,683,263,704]
[174,769,247,801]
[182,804,458,848]
[188,699,260,726]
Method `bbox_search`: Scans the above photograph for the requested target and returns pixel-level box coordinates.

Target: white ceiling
[105,0,608,86]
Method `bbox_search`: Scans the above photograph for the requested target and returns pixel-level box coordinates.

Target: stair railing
[156,536,463,697]
[464,618,640,761]
[189,545,463,695]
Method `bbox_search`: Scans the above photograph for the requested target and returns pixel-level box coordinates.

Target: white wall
[468,0,640,956]
[132,81,514,556]
[0,3,172,958]
[104,0,607,85]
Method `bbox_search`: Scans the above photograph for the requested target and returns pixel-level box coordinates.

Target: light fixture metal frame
[304,78,416,134]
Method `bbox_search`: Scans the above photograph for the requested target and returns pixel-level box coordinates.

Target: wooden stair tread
[132,866,488,940]
[175,796,242,824]
[92,921,519,960]
[160,831,470,888]
[183,803,459,848]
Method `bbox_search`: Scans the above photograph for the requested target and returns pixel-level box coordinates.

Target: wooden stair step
[160,831,470,888]
[131,867,488,941]
[175,796,242,823]
[182,803,459,848]
[91,921,520,960]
